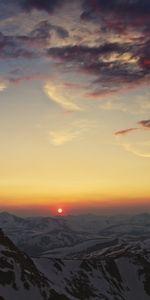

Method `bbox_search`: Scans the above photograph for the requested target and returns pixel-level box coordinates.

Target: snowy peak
[0,212,25,228]
[0,228,51,300]
[0,212,94,256]
[0,229,70,300]
[1,228,150,300]
[34,252,150,300]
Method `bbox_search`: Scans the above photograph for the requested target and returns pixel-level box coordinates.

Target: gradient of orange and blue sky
[0,0,150,215]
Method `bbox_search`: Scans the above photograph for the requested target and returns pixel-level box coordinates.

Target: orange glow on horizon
[0,195,150,216]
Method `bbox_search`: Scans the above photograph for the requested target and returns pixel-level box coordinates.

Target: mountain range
[1,226,150,299]
[1,211,150,257]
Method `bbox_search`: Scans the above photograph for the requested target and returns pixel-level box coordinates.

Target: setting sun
[58,208,63,214]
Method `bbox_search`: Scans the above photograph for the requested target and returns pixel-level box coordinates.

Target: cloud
[47,41,149,95]
[49,129,80,145]
[79,0,150,95]
[83,0,150,15]
[82,0,150,33]
[0,20,68,60]
[118,142,150,158]
[0,32,36,59]
[30,20,69,41]
[114,119,150,157]
[44,81,81,112]
[22,0,64,13]
[114,128,138,136]
[0,0,150,102]
[49,120,96,145]
[47,43,134,65]
[98,100,127,112]
[0,81,8,91]
[94,90,150,114]
[138,119,150,129]
[114,119,150,136]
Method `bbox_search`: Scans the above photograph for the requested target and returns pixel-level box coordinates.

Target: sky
[0,0,150,215]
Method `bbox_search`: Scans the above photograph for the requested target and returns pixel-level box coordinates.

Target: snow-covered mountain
[1,211,150,258]
[0,212,95,256]
[1,228,150,300]
[34,253,150,300]
[0,229,69,300]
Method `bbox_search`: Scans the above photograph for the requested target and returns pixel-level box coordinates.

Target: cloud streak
[49,120,96,145]
[114,128,139,136]
[114,119,150,136]
[114,119,150,157]
[49,129,80,145]
[44,81,81,112]
[119,142,150,158]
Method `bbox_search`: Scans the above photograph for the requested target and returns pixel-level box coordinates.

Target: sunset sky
[0,0,150,215]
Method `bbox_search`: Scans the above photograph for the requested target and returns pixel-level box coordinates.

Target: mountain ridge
[1,228,150,299]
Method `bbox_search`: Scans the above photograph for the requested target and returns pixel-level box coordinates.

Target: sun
[57,208,63,214]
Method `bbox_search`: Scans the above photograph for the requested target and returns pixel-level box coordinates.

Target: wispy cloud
[114,128,139,136]
[114,119,150,136]
[49,120,96,145]
[119,142,150,158]
[0,81,8,92]
[49,129,80,145]
[114,119,150,157]
[44,81,81,112]
[98,100,127,112]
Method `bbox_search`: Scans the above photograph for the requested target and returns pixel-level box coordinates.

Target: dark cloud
[0,32,35,59]
[0,0,149,93]
[0,20,68,60]
[22,0,63,13]
[83,0,150,15]
[114,119,150,136]
[81,0,150,35]
[138,119,150,129]
[32,20,69,39]
[47,42,149,90]
[30,21,51,40]
[114,128,138,136]
[48,43,132,58]
[19,0,150,18]
[139,40,150,71]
